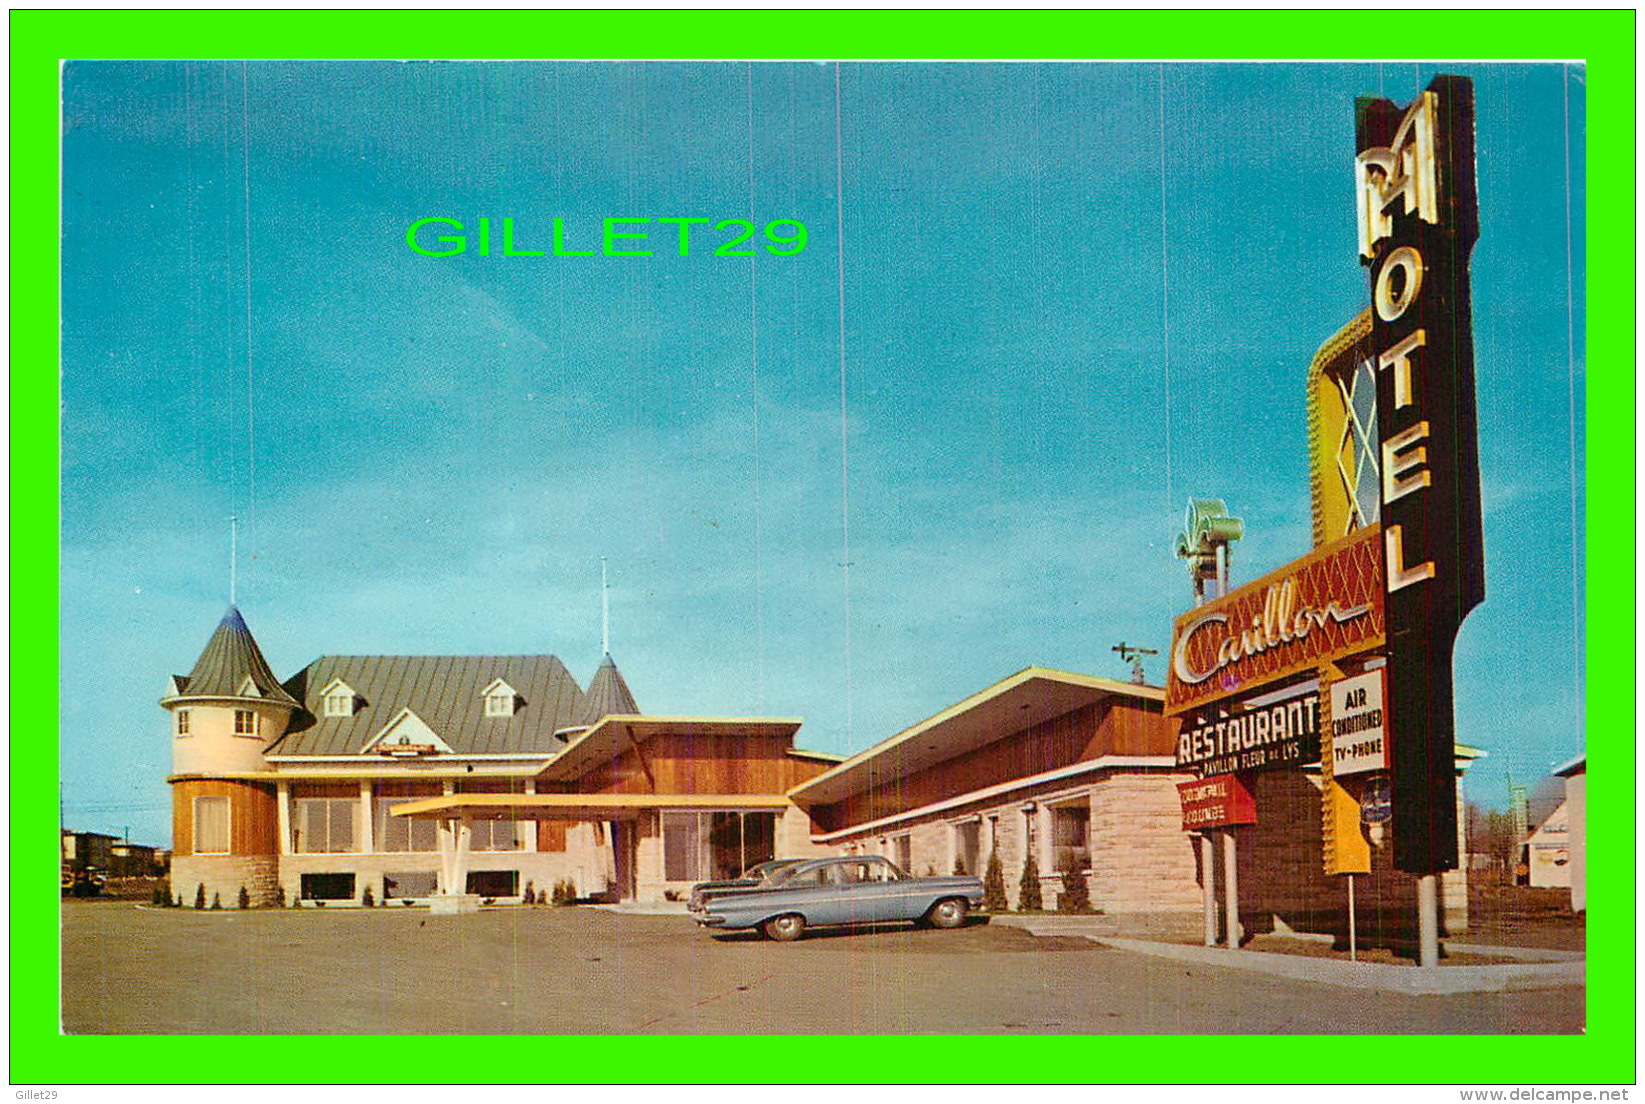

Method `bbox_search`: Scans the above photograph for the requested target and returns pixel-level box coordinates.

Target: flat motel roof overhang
[787,667,1164,808]
[387,792,793,821]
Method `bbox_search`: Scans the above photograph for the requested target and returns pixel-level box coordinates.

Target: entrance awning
[387,792,793,821]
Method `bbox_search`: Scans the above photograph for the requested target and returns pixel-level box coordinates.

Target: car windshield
[745,860,800,882]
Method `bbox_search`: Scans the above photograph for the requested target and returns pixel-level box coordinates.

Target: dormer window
[482,678,518,718]
[320,679,358,719]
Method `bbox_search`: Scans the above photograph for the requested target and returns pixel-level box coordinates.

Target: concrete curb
[1088,937,1583,994]
[993,916,1584,994]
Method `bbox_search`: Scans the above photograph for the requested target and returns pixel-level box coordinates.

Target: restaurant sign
[1166,526,1384,717]
[1178,773,1257,831]
[1176,687,1321,777]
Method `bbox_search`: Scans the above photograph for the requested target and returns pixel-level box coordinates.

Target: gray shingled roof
[172,606,299,706]
[579,654,640,726]
[271,655,587,757]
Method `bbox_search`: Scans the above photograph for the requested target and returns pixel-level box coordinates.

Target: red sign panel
[1166,526,1384,716]
[1177,774,1257,831]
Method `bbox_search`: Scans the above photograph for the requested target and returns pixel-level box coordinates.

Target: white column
[358,779,374,854]
[520,779,536,852]
[276,781,292,856]
[1200,833,1217,947]
[1223,829,1240,950]
[1417,874,1440,968]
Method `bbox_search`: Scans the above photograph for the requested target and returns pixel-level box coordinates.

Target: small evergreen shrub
[362,886,375,908]
[194,883,207,910]
[237,885,251,910]
[211,892,222,911]
[952,856,967,876]
[551,879,577,906]
[274,884,286,908]
[1017,852,1042,911]
[982,851,1008,912]
[522,882,537,905]
[1056,857,1090,914]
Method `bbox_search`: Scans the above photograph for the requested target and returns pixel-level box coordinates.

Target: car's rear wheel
[927,898,968,929]
[762,913,806,942]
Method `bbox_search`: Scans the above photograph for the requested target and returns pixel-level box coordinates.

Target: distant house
[1524,800,1571,889]
[1553,754,1586,913]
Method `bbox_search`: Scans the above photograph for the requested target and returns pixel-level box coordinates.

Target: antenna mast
[229,515,239,605]
[600,557,610,656]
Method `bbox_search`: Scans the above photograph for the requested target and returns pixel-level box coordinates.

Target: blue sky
[60,62,1585,846]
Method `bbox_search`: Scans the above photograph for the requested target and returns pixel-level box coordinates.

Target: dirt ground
[59,900,1584,1035]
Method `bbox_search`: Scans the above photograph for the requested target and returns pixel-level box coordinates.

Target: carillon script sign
[1165,526,1385,717]
[1357,76,1483,876]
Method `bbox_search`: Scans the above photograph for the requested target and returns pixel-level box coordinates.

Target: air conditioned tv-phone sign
[1329,670,1387,776]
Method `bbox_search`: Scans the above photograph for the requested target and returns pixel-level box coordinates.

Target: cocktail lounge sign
[1165,525,1384,717]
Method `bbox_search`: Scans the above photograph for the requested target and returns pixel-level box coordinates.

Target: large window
[375,784,440,852]
[300,873,355,901]
[234,709,258,737]
[456,780,522,851]
[662,810,777,882]
[467,870,519,898]
[193,796,229,854]
[293,797,355,854]
[1050,800,1091,873]
[383,871,438,900]
[471,818,519,852]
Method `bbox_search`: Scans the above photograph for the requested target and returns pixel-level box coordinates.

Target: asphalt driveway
[59,901,1583,1035]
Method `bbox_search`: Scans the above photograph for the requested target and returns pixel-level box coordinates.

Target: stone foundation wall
[169,855,280,908]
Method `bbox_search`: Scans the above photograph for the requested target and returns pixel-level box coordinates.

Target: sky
[59,61,1585,847]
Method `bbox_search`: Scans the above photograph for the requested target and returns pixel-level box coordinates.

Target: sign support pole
[1347,874,1357,962]
[1223,828,1239,949]
[1200,832,1217,946]
[1416,874,1439,968]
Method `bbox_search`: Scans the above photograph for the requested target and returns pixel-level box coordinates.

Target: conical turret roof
[171,605,298,706]
[579,653,639,725]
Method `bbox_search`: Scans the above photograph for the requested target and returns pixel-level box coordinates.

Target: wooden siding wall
[537,821,568,851]
[170,778,278,857]
[809,699,1179,834]
[578,733,819,796]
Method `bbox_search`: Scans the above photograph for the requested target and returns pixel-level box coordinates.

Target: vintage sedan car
[693,855,985,941]
[687,858,808,912]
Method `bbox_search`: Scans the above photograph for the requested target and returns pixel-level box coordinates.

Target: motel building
[786,668,1205,929]
[164,605,1206,919]
[164,606,841,910]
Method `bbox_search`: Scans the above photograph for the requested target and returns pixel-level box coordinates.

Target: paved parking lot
[60,901,1583,1035]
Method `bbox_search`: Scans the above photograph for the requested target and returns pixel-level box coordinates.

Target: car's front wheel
[762,913,806,942]
[926,898,968,929]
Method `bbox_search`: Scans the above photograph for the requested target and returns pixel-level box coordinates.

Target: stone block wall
[169,855,280,908]
[1087,773,1202,915]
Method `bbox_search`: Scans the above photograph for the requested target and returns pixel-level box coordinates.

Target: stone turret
[162,606,294,906]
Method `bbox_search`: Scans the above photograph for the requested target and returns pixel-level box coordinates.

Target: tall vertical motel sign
[1355,77,1484,875]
